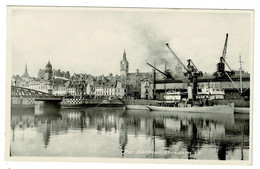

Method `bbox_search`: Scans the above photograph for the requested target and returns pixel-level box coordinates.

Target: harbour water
[10,107,249,160]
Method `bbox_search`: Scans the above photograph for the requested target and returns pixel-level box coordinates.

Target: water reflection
[10,107,249,160]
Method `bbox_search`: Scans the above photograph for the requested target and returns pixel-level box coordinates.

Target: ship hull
[234,107,249,114]
[147,103,234,114]
[125,105,149,110]
[98,100,124,107]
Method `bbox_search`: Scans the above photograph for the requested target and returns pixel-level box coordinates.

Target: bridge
[11,86,62,108]
[11,86,60,98]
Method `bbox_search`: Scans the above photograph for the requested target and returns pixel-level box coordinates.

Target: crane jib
[222,33,229,59]
[165,43,188,72]
[147,63,168,77]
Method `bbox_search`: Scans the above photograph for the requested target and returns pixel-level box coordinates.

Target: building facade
[140,78,154,99]
[94,81,126,99]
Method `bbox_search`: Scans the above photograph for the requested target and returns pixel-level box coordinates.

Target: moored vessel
[98,99,124,107]
[125,105,149,110]
[147,103,234,114]
[234,107,249,114]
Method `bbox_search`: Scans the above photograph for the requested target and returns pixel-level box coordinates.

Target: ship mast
[239,53,243,94]
[164,62,167,94]
[153,61,156,100]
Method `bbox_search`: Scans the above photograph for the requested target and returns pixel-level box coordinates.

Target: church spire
[22,63,29,77]
[123,49,126,60]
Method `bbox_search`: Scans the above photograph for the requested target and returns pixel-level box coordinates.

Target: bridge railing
[11,86,61,99]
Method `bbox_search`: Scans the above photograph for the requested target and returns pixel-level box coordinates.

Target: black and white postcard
[5,6,253,165]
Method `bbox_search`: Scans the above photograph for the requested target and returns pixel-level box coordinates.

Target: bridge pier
[11,98,35,108]
[35,98,62,110]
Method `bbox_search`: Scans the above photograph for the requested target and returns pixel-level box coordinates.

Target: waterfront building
[140,78,154,99]
[28,79,52,94]
[67,80,86,98]
[52,81,70,96]
[103,82,117,99]
[126,69,153,98]
[94,82,104,99]
[68,73,98,98]
[85,83,95,98]
[115,81,126,99]
[53,86,67,96]
[68,85,77,96]
[94,81,114,99]
[94,80,126,99]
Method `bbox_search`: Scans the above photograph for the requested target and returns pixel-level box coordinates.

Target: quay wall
[212,99,250,107]
[61,98,103,105]
[123,99,157,106]
[11,98,35,104]
[61,98,124,107]
[11,98,248,108]
[62,98,157,106]
[124,98,249,107]
[61,98,84,105]
[11,98,35,107]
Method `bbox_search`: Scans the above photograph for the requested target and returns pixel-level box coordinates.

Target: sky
[9,7,253,77]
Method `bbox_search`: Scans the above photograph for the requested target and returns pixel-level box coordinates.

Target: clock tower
[120,50,129,77]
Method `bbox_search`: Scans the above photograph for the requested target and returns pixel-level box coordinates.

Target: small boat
[147,103,234,114]
[125,105,149,110]
[234,107,250,114]
[99,99,124,107]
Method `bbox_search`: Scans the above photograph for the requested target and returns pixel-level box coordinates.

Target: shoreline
[10,98,249,108]
[124,98,249,107]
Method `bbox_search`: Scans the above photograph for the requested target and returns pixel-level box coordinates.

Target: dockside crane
[147,62,174,80]
[214,33,235,78]
[165,43,203,101]
[147,43,203,101]
[147,62,174,100]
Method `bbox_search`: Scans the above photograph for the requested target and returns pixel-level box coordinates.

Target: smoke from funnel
[138,25,186,77]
